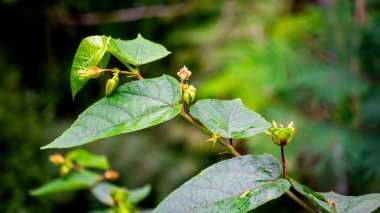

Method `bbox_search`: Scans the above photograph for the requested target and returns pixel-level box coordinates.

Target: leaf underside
[108,34,171,66]
[29,171,99,196]
[289,178,380,213]
[71,35,110,98]
[190,99,270,139]
[43,75,181,149]
[154,154,291,213]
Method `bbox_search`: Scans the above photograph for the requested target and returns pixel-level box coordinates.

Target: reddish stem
[102,69,143,80]
[281,145,286,179]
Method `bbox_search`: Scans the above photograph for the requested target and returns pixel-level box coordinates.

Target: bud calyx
[78,66,102,79]
[265,120,296,146]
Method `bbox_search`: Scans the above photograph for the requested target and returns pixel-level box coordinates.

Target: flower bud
[78,66,102,79]
[177,66,192,81]
[49,154,65,165]
[265,121,296,146]
[105,72,119,96]
[60,165,71,176]
[104,170,119,180]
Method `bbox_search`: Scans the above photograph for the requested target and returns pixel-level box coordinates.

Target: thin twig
[286,190,318,213]
[57,2,197,26]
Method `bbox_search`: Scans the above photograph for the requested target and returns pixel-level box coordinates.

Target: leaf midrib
[194,180,281,211]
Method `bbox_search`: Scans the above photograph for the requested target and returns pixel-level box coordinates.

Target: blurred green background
[1,0,380,212]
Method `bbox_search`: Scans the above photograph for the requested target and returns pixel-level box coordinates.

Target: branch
[56,2,197,26]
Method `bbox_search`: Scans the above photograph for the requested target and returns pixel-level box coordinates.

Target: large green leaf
[290,178,380,213]
[66,149,110,170]
[42,75,181,149]
[190,99,270,139]
[154,154,291,213]
[71,35,110,98]
[29,171,99,196]
[108,34,171,66]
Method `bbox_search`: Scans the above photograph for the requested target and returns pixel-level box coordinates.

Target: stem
[286,191,318,213]
[102,69,143,80]
[124,63,137,73]
[280,145,286,179]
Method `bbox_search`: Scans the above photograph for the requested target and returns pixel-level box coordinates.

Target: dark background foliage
[0,0,379,212]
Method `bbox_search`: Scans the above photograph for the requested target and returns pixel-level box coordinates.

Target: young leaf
[71,35,110,98]
[289,178,380,213]
[190,99,270,139]
[42,75,181,149]
[108,34,171,66]
[154,154,291,213]
[29,171,99,196]
[66,149,110,170]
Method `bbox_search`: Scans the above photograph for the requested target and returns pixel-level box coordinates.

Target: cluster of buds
[265,121,296,146]
[182,84,197,104]
[105,69,120,96]
[177,66,192,81]
[49,153,74,176]
[78,66,103,79]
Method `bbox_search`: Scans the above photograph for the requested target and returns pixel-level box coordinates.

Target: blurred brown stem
[56,2,197,26]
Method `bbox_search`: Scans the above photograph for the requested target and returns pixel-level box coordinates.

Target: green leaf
[42,75,181,149]
[71,35,110,98]
[190,99,270,139]
[108,34,171,66]
[129,184,151,204]
[289,178,380,213]
[66,149,110,170]
[154,154,291,213]
[29,171,99,196]
[289,178,330,212]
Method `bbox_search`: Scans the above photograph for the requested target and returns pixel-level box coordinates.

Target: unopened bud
[105,72,119,96]
[177,66,192,80]
[49,154,65,165]
[78,66,102,79]
[104,170,119,180]
[265,120,296,146]
[60,165,70,176]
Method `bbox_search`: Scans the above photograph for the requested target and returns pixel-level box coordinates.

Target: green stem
[124,63,137,73]
[286,190,318,213]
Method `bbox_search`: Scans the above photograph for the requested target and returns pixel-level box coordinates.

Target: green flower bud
[78,66,102,79]
[265,121,296,146]
[105,72,119,96]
